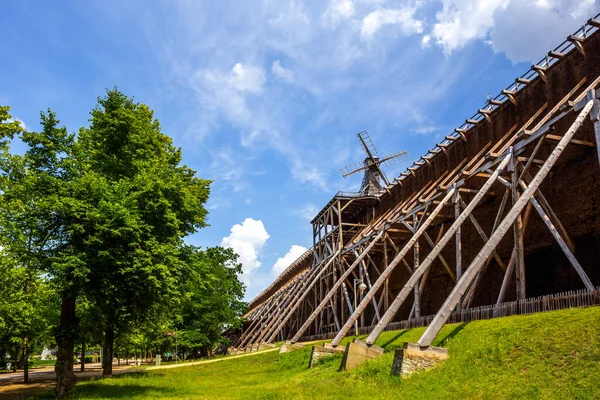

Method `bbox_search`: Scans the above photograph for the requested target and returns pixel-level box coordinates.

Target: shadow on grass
[32,371,170,399]
[380,330,410,350]
[437,322,468,346]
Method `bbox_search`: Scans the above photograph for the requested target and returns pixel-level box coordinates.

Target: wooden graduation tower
[229,14,600,372]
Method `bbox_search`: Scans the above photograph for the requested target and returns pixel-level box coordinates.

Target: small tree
[178,246,246,358]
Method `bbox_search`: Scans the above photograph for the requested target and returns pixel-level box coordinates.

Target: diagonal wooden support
[240,286,292,347]
[289,231,384,343]
[330,188,457,347]
[528,193,595,291]
[266,251,341,343]
[260,258,333,344]
[417,98,595,348]
[364,153,511,346]
[253,267,320,344]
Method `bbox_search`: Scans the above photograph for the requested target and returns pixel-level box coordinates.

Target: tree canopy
[0,92,246,396]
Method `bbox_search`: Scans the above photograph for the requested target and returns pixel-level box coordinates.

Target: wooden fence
[299,287,600,342]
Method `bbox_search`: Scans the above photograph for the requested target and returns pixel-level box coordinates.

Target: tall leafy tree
[78,90,210,376]
[0,92,211,395]
[0,107,85,395]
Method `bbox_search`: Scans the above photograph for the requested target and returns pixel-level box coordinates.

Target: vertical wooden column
[589,89,600,166]
[454,189,462,282]
[359,249,365,330]
[383,239,389,310]
[510,148,526,300]
[412,214,421,319]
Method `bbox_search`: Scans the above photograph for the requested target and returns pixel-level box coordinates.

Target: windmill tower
[339,131,409,195]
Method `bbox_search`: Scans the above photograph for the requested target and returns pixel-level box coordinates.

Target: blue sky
[1,0,597,300]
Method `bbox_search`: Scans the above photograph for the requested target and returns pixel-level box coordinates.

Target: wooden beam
[364,154,511,346]
[417,97,595,348]
[530,196,594,291]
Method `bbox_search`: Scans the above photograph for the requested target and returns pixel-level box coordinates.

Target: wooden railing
[299,287,600,342]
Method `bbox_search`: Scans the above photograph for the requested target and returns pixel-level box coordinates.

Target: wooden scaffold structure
[230,14,600,372]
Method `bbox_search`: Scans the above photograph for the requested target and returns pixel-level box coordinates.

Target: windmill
[339,131,409,196]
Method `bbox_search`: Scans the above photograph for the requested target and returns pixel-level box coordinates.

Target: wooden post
[413,214,421,319]
[529,196,595,291]
[417,98,594,347]
[510,148,527,300]
[363,153,511,346]
[588,90,600,166]
[454,189,462,283]
[266,250,341,342]
[289,232,383,343]
[334,187,457,347]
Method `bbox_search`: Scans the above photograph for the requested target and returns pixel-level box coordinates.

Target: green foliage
[0,94,245,385]
[178,246,246,353]
[0,251,58,366]
[37,306,600,399]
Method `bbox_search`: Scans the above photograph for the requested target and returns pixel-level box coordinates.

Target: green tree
[78,90,211,377]
[0,249,58,383]
[0,92,211,395]
[178,246,246,358]
[0,107,86,395]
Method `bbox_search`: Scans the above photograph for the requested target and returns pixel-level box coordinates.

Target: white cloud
[272,244,308,276]
[220,218,270,286]
[430,0,508,54]
[193,62,265,127]
[429,0,598,62]
[322,0,356,28]
[489,0,598,63]
[360,7,424,39]
[230,63,266,93]
[271,60,295,83]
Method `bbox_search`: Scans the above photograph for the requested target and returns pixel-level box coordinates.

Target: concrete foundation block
[308,344,346,368]
[279,341,304,354]
[339,339,384,371]
[251,343,259,352]
[390,343,448,376]
[258,342,276,351]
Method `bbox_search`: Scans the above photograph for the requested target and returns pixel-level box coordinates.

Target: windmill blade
[340,162,368,178]
[374,164,390,186]
[357,131,378,159]
[378,150,410,167]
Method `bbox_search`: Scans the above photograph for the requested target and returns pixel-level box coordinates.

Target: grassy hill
[35,306,600,399]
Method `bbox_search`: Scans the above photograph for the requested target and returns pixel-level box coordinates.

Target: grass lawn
[33,306,600,399]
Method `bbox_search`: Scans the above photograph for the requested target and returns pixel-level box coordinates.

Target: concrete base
[390,343,448,376]
[250,343,259,352]
[339,339,384,371]
[308,344,346,368]
[279,341,304,354]
[258,342,276,351]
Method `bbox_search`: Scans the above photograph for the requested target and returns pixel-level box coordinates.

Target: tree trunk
[23,341,29,384]
[80,337,85,372]
[102,321,114,377]
[55,294,77,397]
